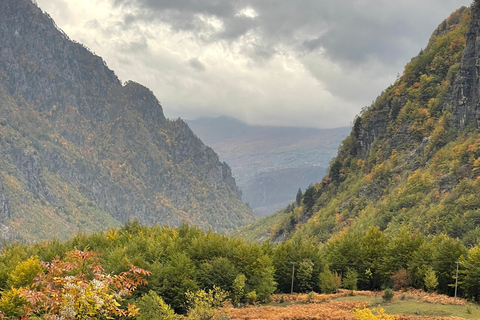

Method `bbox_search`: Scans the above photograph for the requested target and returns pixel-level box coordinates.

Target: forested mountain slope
[238,4,480,245]
[187,117,349,216]
[0,0,256,242]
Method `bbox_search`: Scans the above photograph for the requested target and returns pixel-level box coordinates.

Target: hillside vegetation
[0,0,256,242]
[240,6,480,246]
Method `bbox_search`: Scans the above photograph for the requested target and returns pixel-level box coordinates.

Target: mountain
[186,117,349,216]
[237,5,480,245]
[0,0,256,242]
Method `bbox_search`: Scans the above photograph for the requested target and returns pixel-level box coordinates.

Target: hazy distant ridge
[187,117,349,216]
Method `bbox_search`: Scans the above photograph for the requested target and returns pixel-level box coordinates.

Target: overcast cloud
[35,0,471,128]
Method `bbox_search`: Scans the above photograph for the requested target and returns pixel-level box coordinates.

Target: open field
[224,290,480,320]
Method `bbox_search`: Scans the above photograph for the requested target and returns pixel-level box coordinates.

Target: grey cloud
[114,0,237,18]
[217,15,257,40]
[112,0,470,67]
[188,57,206,71]
[45,0,472,128]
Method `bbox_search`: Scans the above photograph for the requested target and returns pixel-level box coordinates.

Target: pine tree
[296,188,302,206]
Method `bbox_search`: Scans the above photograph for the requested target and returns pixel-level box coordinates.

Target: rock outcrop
[448,0,480,129]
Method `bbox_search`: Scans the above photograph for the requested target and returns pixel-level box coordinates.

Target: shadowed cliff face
[0,0,255,241]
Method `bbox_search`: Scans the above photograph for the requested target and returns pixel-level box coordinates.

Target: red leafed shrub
[18,249,150,320]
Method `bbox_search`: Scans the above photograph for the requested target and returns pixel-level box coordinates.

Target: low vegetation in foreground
[226,290,480,320]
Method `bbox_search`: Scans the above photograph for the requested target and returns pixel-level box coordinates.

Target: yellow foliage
[185,286,227,320]
[0,287,27,317]
[106,228,119,241]
[354,308,395,320]
[7,255,42,289]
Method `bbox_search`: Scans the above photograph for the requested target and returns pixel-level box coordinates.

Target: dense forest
[1,222,480,319]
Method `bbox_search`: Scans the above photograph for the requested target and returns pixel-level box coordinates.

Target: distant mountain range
[0,0,256,242]
[186,117,350,216]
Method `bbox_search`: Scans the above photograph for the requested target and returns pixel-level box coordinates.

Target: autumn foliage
[11,249,150,319]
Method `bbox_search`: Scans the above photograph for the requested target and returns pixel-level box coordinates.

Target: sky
[35,0,472,128]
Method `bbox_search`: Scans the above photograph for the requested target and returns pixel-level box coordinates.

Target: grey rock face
[448,1,480,129]
[356,103,391,158]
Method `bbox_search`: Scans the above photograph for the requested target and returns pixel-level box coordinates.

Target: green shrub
[382,288,394,302]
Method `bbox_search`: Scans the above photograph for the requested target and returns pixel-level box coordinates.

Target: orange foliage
[225,300,368,320]
[393,289,466,305]
[19,249,150,319]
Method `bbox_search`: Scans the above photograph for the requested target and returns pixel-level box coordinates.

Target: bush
[391,269,412,291]
[307,291,315,303]
[382,288,394,302]
[19,249,150,319]
[354,307,395,320]
[0,287,27,318]
[137,291,177,320]
[185,286,227,320]
[245,291,257,305]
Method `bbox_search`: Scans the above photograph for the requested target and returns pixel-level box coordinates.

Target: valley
[2,0,480,319]
[187,117,349,216]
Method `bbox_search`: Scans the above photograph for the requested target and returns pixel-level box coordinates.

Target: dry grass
[225,300,369,320]
[393,289,466,305]
[225,290,472,320]
[270,291,349,304]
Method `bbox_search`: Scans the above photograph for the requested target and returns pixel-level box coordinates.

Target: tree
[391,269,412,291]
[296,259,314,293]
[342,268,358,291]
[272,238,323,293]
[325,230,363,278]
[0,287,27,319]
[360,226,388,289]
[319,266,337,294]
[303,185,316,213]
[424,266,438,293]
[158,252,199,312]
[231,274,246,307]
[136,291,177,320]
[0,256,43,319]
[6,256,42,289]
[329,160,342,181]
[383,227,423,277]
[382,288,394,302]
[196,257,238,293]
[296,188,302,206]
[19,249,150,320]
[460,243,480,301]
[430,234,467,295]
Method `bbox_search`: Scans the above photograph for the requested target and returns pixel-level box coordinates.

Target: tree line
[1,221,479,319]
